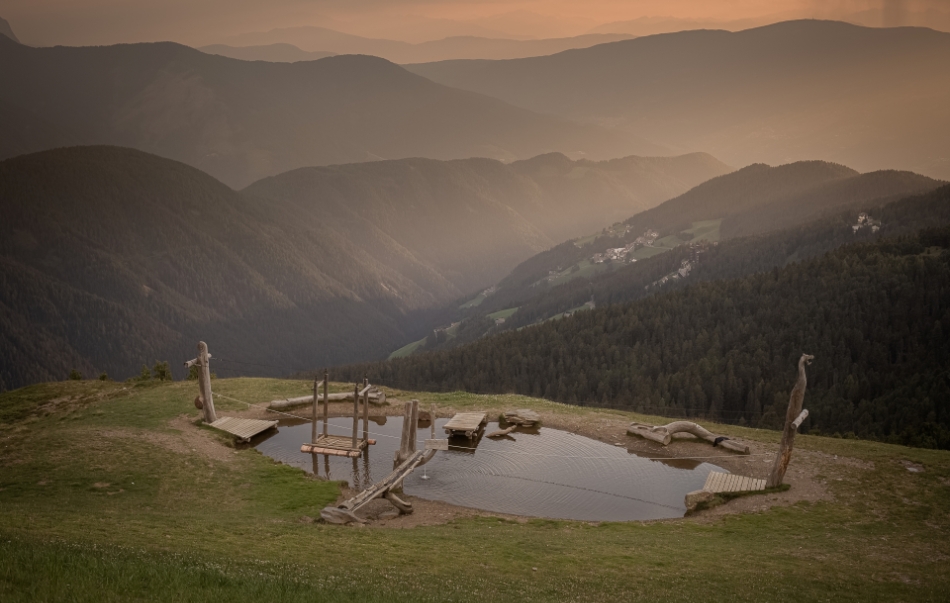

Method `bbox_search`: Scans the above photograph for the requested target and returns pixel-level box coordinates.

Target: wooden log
[197,341,216,423]
[768,354,813,487]
[486,424,518,438]
[320,507,365,525]
[791,409,809,430]
[311,378,321,445]
[408,399,418,454]
[269,391,385,409]
[384,491,413,514]
[300,444,361,457]
[627,420,750,454]
[396,401,413,465]
[351,383,359,449]
[323,369,329,437]
[362,378,369,441]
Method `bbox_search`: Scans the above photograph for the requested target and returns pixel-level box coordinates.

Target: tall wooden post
[197,341,216,423]
[311,377,319,444]
[362,376,369,441]
[351,382,360,449]
[396,400,413,466]
[322,369,329,437]
[408,399,419,454]
[767,354,814,487]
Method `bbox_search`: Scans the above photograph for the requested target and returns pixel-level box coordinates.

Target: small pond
[255,416,725,522]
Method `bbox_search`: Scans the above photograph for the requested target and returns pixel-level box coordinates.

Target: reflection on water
[255,416,726,521]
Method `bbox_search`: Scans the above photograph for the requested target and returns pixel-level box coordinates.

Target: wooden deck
[443,412,487,438]
[702,471,766,493]
[208,416,278,442]
[300,434,371,458]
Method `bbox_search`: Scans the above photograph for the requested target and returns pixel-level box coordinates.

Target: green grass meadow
[1,378,949,601]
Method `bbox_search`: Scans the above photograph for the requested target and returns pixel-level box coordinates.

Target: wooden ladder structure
[301,373,376,457]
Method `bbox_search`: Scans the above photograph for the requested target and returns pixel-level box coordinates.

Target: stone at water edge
[684,490,715,512]
[504,409,540,425]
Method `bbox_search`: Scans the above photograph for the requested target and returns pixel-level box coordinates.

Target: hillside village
[591,229,660,264]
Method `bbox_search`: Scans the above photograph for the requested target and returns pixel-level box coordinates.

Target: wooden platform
[208,416,278,442]
[702,471,766,493]
[300,434,371,458]
[444,412,487,438]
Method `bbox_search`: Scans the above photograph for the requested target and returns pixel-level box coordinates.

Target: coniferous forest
[338,223,950,449]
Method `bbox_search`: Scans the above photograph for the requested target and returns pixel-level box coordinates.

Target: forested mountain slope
[408,21,950,180]
[474,161,940,313]
[338,186,950,449]
[0,34,658,188]
[0,146,728,391]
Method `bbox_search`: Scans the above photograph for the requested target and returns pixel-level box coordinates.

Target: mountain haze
[0,145,727,390]
[199,44,335,62]
[408,20,950,180]
[0,35,659,188]
[215,25,634,62]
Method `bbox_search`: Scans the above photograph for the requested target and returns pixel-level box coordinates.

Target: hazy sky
[3,0,946,46]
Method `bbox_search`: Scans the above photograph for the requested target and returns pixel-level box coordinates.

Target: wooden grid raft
[443,412,487,438]
[702,471,766,493]
[301,435,375,458]
[208,417,278,442]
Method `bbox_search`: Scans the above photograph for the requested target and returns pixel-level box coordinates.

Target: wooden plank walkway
[702,471,766,493]
[208,416,278,442]
[300,434,370,458]
[443,412,487,438]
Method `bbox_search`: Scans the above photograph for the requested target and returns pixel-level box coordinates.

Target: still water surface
[255,416,724,521]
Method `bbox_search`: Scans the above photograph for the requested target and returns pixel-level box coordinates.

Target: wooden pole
[767,354,814,487]
[323,369,329,438]
[351,383,360,449]
[396,401,413,465]
[362,377,369,441]
[197,341,216,423]
[311,378,319,444]
[408,399,419,454]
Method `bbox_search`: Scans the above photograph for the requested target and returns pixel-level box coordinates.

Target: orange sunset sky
[3,0,947,46]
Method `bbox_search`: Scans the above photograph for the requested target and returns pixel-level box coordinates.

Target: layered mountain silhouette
[0,35,659,188]
[0,17,18,43]
[0,146,727,390]
[199,44,335,63]
[214,26,633,63]
[408,20,950,180]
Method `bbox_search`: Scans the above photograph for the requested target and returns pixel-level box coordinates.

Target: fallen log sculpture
[627,421,750,454]
[269,389,386,409]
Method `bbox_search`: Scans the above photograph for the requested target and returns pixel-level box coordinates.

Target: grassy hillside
[0,34,659,188]
[0,378,948,601]
[339,210,950,449]
[408,20,950,180]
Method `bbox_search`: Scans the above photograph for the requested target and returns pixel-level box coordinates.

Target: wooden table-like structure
[702,471,766,493]
[207,417,278,442]
[443,412,487,438]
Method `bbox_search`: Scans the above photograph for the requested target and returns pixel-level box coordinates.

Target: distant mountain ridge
[0,17,18,43]
[0,145,728,390]
[199,44,334,63]
[214,26,634,63]
[407,20,950,181]
[0,35,660,188]
[386,160,943,359]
